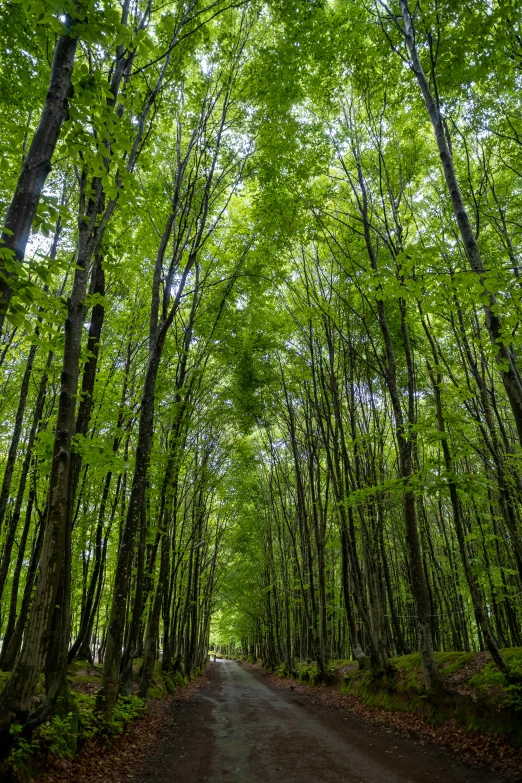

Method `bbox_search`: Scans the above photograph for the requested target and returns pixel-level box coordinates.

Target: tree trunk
[0,9,80,333]
[399,0,522,447]
[426,358,512,678]
[0,186,101,755]
[98,345,163,717]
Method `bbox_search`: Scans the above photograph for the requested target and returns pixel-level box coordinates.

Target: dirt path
[127,660,507,783]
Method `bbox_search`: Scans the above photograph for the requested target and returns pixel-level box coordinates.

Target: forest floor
[260,660,522,781]
[39,675,206,783]
[44,659,521,783]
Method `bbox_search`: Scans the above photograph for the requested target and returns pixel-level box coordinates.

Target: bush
[9,693,146,773]
[297,662,321,685]
[274,663,289,678]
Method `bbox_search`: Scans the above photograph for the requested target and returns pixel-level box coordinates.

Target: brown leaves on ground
[38,674,207,783]
[31,662,522,782]
[243,662,522,781]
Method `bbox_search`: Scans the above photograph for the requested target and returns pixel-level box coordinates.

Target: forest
[0,0,522,775]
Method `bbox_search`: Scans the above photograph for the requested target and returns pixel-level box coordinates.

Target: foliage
[9,693,145,773]
[341,649,522,744]
[0,0,522,765]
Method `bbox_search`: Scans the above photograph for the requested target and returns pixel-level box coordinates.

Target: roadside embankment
[258,648,522,780]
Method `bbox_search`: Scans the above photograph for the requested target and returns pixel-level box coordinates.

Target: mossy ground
[271,658,356,685]
[2,657,201,777]
[269,649,522,746]
[340,648,522,747]
[64,657,192,699]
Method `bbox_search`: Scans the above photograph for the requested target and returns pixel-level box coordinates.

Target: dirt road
[130,659,506,783]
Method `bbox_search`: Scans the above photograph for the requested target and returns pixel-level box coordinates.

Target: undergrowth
[9,694,145,776]
[274,659,354,685]
[271,648,522,746]
[339,648,522,745]
[7,654,204,777]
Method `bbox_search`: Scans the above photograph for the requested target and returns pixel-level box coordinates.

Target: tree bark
[0,183,101,755]
[0,9,80,334]
[399,0,522,447]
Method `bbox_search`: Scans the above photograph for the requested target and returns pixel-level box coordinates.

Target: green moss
[392,652,421,672]
[66,661,103,690]
[147,683,165,699]
[330,659,355,670]
[67,660,102,675]
[140,660,178,698]
[340,648,522,747]
[341,666,425,713]
[164,670,188,693]
[0,670,10,692]
[467,649,522,707]
[278,659,350,686]
[437,651,475,676]
[497,647,522,663]
[69,675,102,684]
[390,654,423,693]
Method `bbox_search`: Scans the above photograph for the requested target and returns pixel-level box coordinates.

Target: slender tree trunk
[0,349,51,604]
[0,511,45,672]
[120,501,148,696]
[0,342,37,531]
[0,185,101,754]
[426,359,512,678]
[350,146,441,692]
[98,345,163,716]
[0,478,37,669]
[46,251,106,678]
[68,471,120,662]
[0,9,80,333]
[399,0,522,446]
[138,523,170,697]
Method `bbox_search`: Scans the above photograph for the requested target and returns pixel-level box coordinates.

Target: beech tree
[0,0,522,768]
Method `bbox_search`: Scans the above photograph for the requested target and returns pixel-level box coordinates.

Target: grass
[340,648,522,746]
[269,649,522,745]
